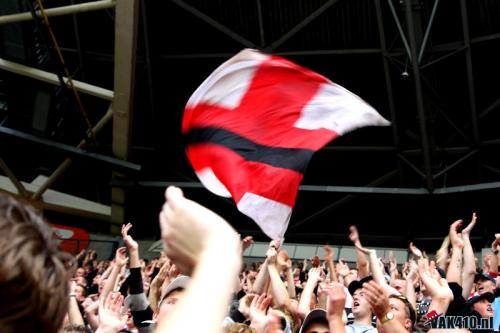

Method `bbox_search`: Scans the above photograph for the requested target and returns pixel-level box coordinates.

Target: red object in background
[49,223,90,254]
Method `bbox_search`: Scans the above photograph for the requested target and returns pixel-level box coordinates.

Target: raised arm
[252,240,279,294]
[418,258,454,317]
[267,248,293,312]
[100,247,128,302]
[297,267,322,318]
[446,220,464,285]
[122,222,140,269]
[461,213,477,298]
[68,280,85,326]
[155,186,242,333]
[349,225,369,278]
[324,245,338,283]
[356,244,400,295]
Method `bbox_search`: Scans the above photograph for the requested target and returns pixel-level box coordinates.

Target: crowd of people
[0,187,499,333]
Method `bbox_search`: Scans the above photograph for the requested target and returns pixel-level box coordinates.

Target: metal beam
[266,0,340,51]
[0,0,116,25]
[0,58,114,101]
[375,0,403,183]
[111,0,140,234]
[289,170,400,230]
[405,0,434,191]
[386,0,412,61]
[171,0,256,48]
[418,0,440,63]
[0,126,141,174]
[32,106,115,200]
[256,0,266,47]
[432,149,478,180]
[0,158,29,198]
[460,0,479,147]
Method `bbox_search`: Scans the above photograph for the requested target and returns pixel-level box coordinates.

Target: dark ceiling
[1,0,500,250]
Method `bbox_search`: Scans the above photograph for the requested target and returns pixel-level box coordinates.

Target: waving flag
[182,49,390,239]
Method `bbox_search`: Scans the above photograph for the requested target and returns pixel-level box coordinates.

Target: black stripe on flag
[186,126,314,173]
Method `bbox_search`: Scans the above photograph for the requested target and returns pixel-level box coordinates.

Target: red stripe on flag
[183,55,340,150]
[187,143,303,207]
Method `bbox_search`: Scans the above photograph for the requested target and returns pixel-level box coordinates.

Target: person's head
[62,324,90,332]
[299,309,329,333]
[75,267,85,278]
[75,276,87,287]
[347,268,358,281]
[466,293,494,318]
[474,273,496,295]
[376,295,415,333]
[390,279,407,294]
[351,288,372,319]
[74,284,87,303]
[0,193,73,333]
[156,275,190,319]
[348,276,373,320]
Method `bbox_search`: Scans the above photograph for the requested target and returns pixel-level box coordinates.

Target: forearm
[101,265,122,301]
[155,238,241,333]
[368,251,386,287]
[328,317,346,333]
[326,259,338,283]
[285,269,296,299]
[356,244,369,278]
[461,237,475,298]
[68,296,84,325]
[252,259,269,294]
[297,278,318,317]
[268,265,291,309]
[446,247,462,285]
[129,249,141,269]
[405,279,417,312]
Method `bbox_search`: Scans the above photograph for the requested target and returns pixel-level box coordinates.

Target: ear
[404,318,412,330]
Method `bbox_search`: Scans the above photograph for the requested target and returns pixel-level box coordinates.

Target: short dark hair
[0,193,74,333]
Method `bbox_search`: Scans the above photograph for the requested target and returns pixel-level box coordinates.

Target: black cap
[298,309,328,333]
[466,292,495,307]
[474,273,496,284]
[348,276,373,296]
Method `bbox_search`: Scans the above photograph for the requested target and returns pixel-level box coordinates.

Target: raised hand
[96,292,127,333]
[349,225,360,244]
[159,186,241,275]
[326,282,346,320]
[449,220,464,249]
[324,245,334,262]
[409,242,423,258]
[461,213,477,237]
[242,236,254,253]
[114,247,128,267]
[121,222,139,252]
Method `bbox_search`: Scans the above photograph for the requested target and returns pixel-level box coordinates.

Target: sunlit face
[476,280,495,295]
[390,279,407,293]
[157,289,186,318]
[75,268,85,277]
[303,321,329,333]
[75,285,86,303]
[352,288,371,317]
[472,299,493,318]
[348,269,358,280]
[376,298,412,333]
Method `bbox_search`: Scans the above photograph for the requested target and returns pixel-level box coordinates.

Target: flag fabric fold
[182,48,390,240]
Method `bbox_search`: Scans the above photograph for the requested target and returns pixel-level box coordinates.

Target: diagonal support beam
[418,0,440,63]
[266,0,340,52]
[0,158,29,198]
[32,106,116,200]
[386,0,412,61]
[171,0,256,48]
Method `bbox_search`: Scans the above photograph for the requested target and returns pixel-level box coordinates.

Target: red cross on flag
[182,49,390,240]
